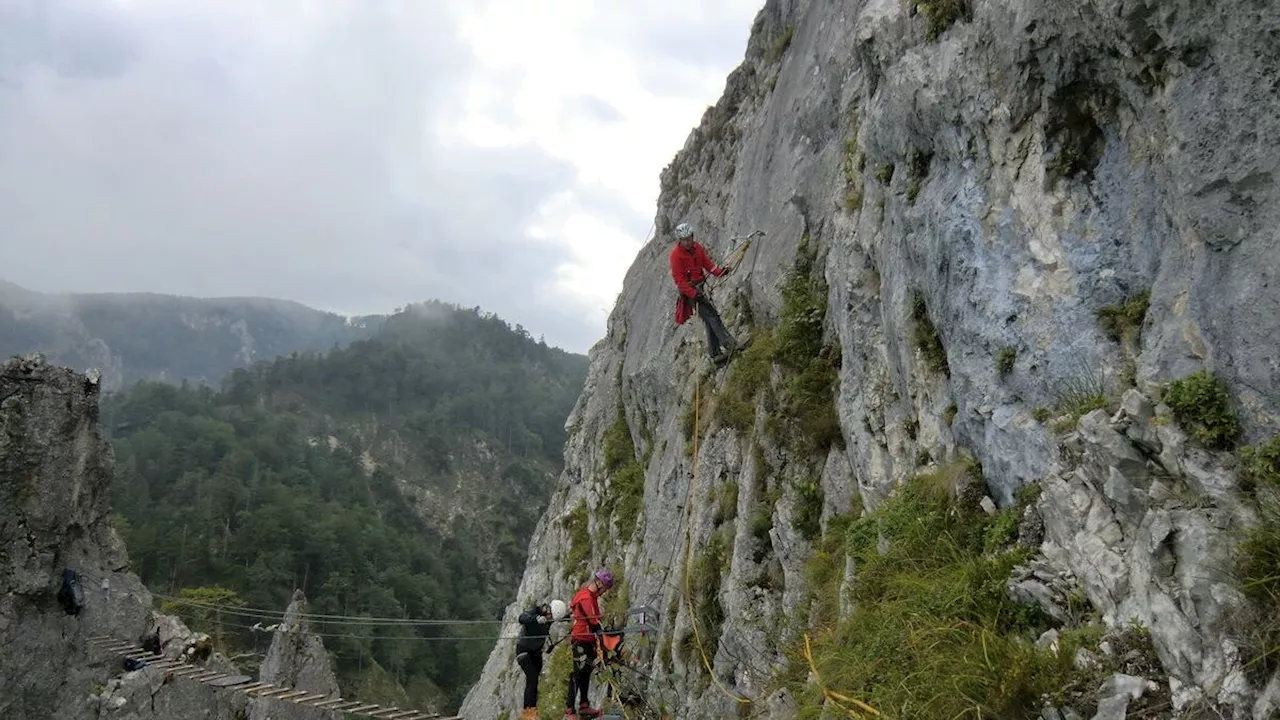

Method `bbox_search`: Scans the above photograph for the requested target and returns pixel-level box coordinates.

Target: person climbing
[565,567,614,718]
[515,598,568,719]
[669,222,739,366]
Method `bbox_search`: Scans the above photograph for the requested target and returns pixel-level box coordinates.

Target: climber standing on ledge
[669,222,739,366]
[515,598,567,719]
[564,567,614,718]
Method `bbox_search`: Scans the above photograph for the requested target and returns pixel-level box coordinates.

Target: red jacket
[669,241,724,325]
[569,584,603,643]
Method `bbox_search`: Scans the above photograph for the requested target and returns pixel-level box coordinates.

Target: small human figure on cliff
[564,567,614,718]
[514,598,567,719]
[669,222,739,366]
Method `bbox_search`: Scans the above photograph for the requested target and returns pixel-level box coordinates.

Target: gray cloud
[563,95,625,125]
[0,0,607,352]
[0,0,764,355]
[596,1,765,96]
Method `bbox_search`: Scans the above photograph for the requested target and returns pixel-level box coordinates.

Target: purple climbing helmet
[593,567,614,589]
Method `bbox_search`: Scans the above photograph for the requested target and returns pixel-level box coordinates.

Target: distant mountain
[102,300,590,711]
[0,278,383,390]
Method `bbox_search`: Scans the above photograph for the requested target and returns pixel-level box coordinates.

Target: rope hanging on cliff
[680,370,752,708]
[677,341,881,719]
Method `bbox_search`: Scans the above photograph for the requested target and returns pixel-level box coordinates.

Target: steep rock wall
[461,0,1280,717]
[0,354,347,720]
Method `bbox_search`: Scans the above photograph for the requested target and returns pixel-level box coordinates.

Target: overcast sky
[0,0,763,354]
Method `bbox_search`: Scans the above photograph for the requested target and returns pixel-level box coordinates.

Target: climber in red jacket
[564,567,614,718]
[669,222,739,365]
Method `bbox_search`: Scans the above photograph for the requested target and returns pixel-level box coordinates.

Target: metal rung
[367,709,405,718]
[327,701,365,711]
[295,694,330,704]
[247,684,282,695]
[382,711,426,719]
[275,690,310,700]
[347,704,383,713]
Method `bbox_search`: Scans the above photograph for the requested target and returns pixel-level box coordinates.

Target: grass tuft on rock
[997,346,1017,378]
[1162,370,1240,450]
[715,234,842,457]
[1096,291,1150,345]
[1235,482,1280,683]
[910,292,949,376]
[912,0,968,41]
[783,461,1094,719]
[560,502,590,581]
[600,404,646,542]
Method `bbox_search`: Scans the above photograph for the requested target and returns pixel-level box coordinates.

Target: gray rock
[1091,694,1131,720]
[1254,669,1280,720]
[1036,628,1061,651]
[1100,672,1150,701]
[459,0,1280,715]
[257,589,341,698]
[0,356,345,720]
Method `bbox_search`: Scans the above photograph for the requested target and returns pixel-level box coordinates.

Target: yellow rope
[680,370,751,708]
[802,634,882,717]
[676,357,881,719]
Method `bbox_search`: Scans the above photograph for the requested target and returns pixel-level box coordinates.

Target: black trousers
[565,640,597,708]
[517,650,542,709]
[695,293,735,357]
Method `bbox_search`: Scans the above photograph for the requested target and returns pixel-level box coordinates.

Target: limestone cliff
[461,0,1280,718]
[0,354,346,720]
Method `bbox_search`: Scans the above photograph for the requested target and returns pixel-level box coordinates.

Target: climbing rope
[680,370,752,709]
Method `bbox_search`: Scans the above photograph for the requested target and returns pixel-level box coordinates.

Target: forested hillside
[102,301,589,711]
[0,278,379,391]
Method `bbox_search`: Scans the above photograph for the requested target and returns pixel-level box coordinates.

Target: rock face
[0,354,344,720]
[461,0,1280,717]
[258,589,342,698]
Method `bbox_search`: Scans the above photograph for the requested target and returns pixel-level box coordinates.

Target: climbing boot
[519,709,538,720]
[577,703,602,717]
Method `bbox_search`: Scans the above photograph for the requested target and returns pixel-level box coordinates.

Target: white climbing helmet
[550,599,567,620]
[674,222,694,239]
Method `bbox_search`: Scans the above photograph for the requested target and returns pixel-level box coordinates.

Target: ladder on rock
[88,635,462,720]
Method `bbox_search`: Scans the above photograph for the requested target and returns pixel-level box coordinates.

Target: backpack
[56,568,85,616]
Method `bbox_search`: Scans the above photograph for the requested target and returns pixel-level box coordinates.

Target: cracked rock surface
[1,354,344,720]
[460,0,1280,717]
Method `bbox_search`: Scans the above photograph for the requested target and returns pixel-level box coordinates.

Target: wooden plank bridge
[88,635,462,720]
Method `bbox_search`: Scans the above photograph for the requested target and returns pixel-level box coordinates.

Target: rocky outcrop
[1,353,154,718]
[461,0,1280,717]
[0,354,345,719]
[258,590,342,698]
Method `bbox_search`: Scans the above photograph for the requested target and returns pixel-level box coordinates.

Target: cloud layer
[0,0,762,353]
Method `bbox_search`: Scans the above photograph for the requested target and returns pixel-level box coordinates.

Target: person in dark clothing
[669,222,739,365]
[515,598,567,719]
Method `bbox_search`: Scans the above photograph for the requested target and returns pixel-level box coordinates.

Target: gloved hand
[721,264,734,276]
[537,615,549,624]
